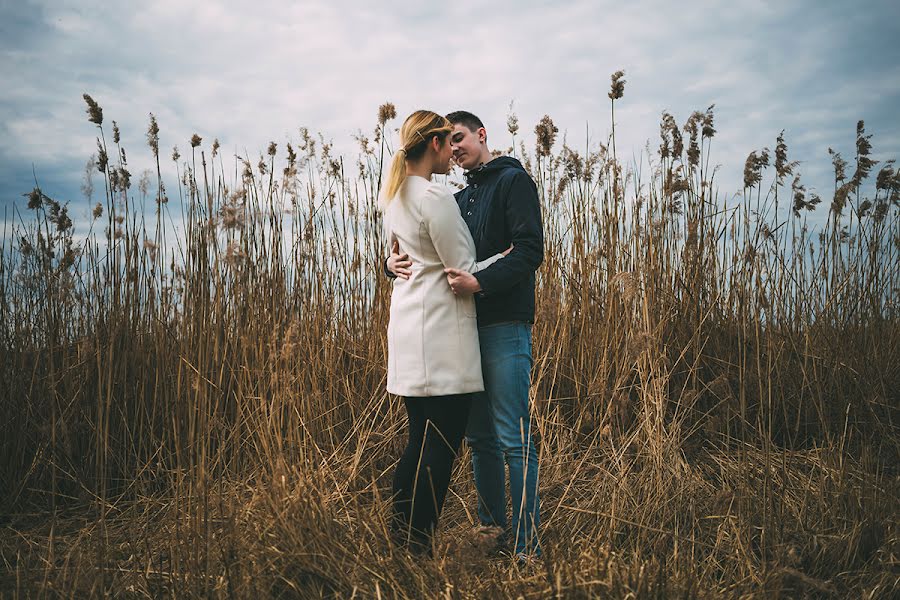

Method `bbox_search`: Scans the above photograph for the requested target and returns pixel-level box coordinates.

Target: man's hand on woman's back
[388,240,413,279]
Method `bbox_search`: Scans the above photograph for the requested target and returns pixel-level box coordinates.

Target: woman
[380,110,505,554]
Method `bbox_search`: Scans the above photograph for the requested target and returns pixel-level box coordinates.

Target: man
[386,111,544,559]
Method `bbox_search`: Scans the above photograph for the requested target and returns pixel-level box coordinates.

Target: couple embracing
[380,110,543,562]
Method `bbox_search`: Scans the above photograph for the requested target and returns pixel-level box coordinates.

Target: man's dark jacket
[455,156,543,327]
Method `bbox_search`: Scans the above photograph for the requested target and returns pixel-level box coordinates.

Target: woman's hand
[444,268,482,295]
[501,243,514,257]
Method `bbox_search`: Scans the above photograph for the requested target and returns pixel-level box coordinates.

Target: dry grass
[1,83,898,598]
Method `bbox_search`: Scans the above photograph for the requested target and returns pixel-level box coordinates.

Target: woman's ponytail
[379,148,409,208]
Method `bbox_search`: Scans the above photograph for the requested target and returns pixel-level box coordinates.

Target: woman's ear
[431,135,441,152]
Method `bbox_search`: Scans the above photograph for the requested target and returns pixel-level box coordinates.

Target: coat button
[467,211,472,216]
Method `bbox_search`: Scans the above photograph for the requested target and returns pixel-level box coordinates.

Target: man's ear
[478,127,487,144]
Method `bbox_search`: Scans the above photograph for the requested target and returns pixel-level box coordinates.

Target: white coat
[383,176,501,397]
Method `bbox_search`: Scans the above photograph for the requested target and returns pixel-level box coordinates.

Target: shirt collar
[464,162,487,184]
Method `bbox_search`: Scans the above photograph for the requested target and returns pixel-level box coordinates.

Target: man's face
[450,123,485,171]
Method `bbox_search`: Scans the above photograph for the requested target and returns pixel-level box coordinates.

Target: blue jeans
[466,322,541,556]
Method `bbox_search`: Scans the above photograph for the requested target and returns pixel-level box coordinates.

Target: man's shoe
[514,551,543,570]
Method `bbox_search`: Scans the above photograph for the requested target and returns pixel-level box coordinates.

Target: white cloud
[1,0,898,234]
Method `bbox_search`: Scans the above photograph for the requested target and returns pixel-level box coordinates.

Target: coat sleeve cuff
[473,272,487,297]
[383,257,397,279]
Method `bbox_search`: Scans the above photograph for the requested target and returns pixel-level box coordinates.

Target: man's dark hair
[446,111,484,133]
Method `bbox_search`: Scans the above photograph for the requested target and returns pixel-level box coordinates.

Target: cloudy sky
[2,0,899,231]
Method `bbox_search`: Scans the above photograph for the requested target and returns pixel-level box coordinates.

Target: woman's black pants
[391,394,472,554]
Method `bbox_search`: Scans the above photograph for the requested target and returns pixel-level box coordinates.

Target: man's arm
[467,171,543,295]
[385,240,412,279]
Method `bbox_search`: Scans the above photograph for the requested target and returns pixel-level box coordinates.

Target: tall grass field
[1,77,898,597]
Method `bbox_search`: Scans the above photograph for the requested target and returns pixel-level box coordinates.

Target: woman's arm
[474,243,512,272]
[424,185,492,273]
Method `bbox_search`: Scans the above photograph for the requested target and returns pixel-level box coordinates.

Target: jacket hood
[464,156,526,184]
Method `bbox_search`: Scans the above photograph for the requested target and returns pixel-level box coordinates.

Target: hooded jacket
[455,156,544,327]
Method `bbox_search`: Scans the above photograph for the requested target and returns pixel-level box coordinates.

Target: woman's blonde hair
[379,110,453,207]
